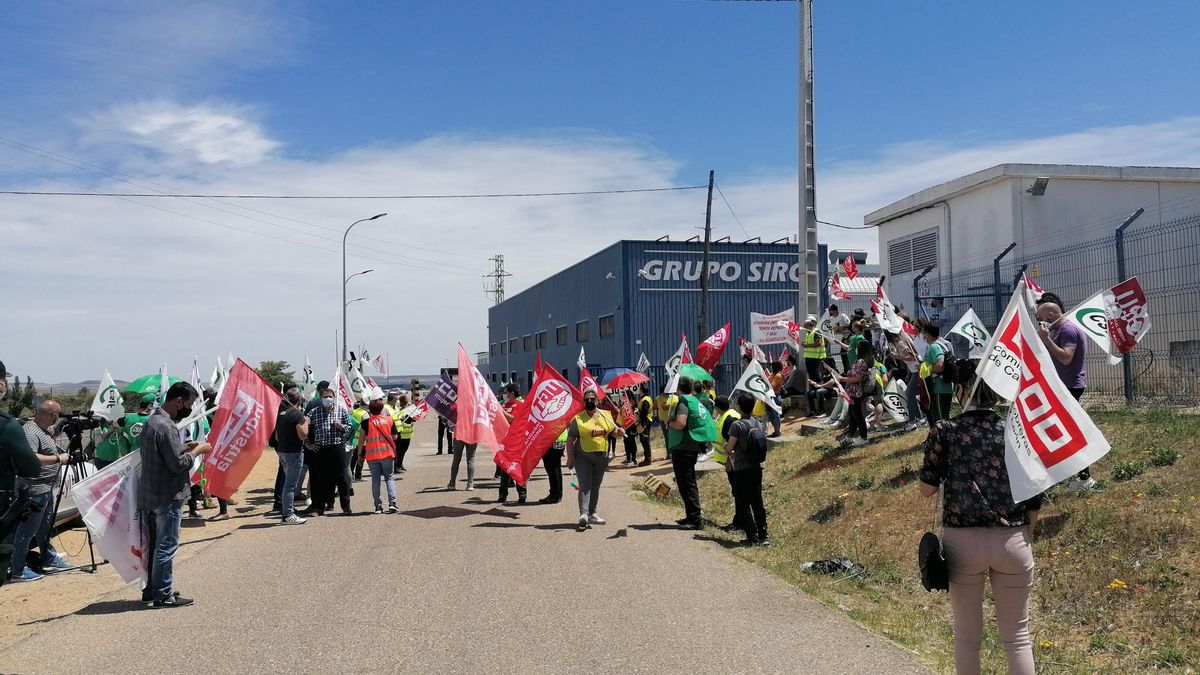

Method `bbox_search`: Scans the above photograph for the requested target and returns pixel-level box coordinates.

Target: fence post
[912,266,935,321]
[1115,208,1145,404]
[992,242,1017,321]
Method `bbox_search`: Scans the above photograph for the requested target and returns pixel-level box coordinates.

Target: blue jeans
[9,492,51,578]
[368,458,396,509]
[279,452,304,518]
[765,396,782,433]
[147,501,182,601]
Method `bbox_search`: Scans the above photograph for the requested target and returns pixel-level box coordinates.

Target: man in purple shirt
[1036,293,1094,492]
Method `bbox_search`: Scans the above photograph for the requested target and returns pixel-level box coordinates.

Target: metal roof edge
[864,163,1200,227]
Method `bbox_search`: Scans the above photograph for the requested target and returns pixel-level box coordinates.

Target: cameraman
[0,361,43,587]
[9,400,72,582]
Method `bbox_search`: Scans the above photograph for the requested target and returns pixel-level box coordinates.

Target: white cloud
[81,101,280,168]
[6,118,1200,382]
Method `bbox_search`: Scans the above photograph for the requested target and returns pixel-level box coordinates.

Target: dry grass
[641,407,1200,673]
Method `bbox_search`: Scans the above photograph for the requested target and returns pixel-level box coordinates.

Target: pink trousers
[943,526,1035,675]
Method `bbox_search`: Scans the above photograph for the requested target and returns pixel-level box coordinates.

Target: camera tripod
[46,426,98,575]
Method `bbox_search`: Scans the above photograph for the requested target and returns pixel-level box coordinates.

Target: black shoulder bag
[918,490,949,592]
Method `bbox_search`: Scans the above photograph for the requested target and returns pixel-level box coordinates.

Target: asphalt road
[0,427,930,674]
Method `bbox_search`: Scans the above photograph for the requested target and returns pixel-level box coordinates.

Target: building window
[490,343,498,357]
[556,325,568,346]
[576,320,589,343]
[887,228,938,275]
[523,334,533,352]
[536,331,548,349]
[508,338,517,354]
[599,314,615,338]
[499,341,506,355]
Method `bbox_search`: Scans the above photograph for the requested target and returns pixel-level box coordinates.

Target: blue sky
[3,0,1200,380]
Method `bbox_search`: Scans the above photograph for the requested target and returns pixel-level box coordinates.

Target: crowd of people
[0,287,1093,673]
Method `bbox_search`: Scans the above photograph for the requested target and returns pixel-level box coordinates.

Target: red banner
[1104,277,1150,354]
[495,364,583,486]
[831,272,852,300]
[455,344,510,448]
[694,321,730,372]
[680,333,693,364]
[203,359,283,500]
[578,365,607,401]
[842,256,859,280]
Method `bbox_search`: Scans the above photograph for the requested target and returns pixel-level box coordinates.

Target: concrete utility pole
[797,0,819,321]
[698,169,715,339]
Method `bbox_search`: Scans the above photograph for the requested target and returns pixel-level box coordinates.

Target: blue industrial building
[482,240,869,395]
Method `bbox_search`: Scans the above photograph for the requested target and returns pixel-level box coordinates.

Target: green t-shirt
[848,335,866,364]
[94,423,123,461]
[120,412,151,455]
[924,341,954,394]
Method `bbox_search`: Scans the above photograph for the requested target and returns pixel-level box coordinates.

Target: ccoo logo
[745,374,771,398]
[961,322,989,344]
[530,380,574,423]
[1075,308,1108,339]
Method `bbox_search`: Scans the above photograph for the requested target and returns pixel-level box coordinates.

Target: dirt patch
[789,455,865,479]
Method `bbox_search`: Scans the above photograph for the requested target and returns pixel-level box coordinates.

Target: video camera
[56,411,101,463]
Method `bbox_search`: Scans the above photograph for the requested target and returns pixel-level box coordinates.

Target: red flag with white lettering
[832,272,852,300]
[203,359,283,500]
[1104,277,1151,354]
[455,344,510,448]
[495,363,584,486]
[578,365,607,401]
[681,333,693,364]
[694,321,730,372]
[842,256,859,280]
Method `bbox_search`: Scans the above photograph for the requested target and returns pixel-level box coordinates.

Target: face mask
[321,397,335,409]
[174,406,193,422]
[584,400,597,411]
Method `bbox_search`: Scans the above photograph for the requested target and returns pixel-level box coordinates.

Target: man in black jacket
[0,360,44,588]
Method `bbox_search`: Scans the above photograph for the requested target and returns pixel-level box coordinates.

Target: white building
[865,163,1200,401]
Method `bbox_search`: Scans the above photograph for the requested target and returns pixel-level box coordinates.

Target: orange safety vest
[363,414,396,462]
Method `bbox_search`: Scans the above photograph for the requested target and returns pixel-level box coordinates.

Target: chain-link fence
[916,212,1200,406]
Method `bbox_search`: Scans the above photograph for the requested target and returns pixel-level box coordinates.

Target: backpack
[742,418,770,465]
[934,338,958,383]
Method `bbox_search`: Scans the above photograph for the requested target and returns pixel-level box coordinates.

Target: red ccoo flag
[495,363,584,486]
[203,359,283,500]
[831,272,852,300]
[455,344,510,448]
[842,256,859,280]
[694,321,730,372]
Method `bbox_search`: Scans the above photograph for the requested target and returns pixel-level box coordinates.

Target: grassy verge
[638,407,1199,673]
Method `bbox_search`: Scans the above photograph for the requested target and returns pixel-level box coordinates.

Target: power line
[818,218,875,231]
[0,185,708,199]
[713,183,751,238]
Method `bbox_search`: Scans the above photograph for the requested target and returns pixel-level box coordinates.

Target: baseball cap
[140,392,157,405]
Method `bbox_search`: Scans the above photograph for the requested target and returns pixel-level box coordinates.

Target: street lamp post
[342,213,387,362]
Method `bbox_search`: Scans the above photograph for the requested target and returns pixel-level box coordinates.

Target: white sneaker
[587,514,606,525]
[1065,477,1098,494]
[578,514,589,527]
[283,514,307,525]
[850,438,869,448]
[465,482,474,491]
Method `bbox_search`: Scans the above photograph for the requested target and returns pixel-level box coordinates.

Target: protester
[394,394,414,473]
[0,361,43,587]
[666,377,717,530]
[92,418,125,471]
[497,384,527,504]
[833,341,875,448]
[8,401,71,582]
[597,394,621,460]
[566,387,623,527]
[447,403,476,491]
[919,364,1041,675]
[138,382,211,607]
[765,362,784,438]
[1035,292,1094,492]
[921,324,954,425]
[654,388,674,454]
[119,393,154,457]
[825,304,851,372]
[805,357,837,417]
[350,400,367,481]
[304,387,352,517]
[635,383,654,466]
[725,394,769,547]
[436,414,451,455]
[887,325,925,432]
[712,395,741,532]
[620,390,641,467]
[275,386,310,525]
[538,427,568,504]
[801,314,827,382]
[357,398,398,514]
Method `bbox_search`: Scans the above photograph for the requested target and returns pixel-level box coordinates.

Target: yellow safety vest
[640,396,654,422]
[574,410,615,453]
[712,409,742,464]
[804,330,827,360]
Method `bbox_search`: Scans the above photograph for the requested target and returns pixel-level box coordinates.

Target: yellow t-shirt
[573,410,616,453]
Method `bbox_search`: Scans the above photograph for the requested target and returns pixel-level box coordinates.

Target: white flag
[577,347,587,369]
[332,366,354,411]
[881,379,909,423]
[347,363,369,402]
[72,452,148,583]
[1004,288,1111,501]
[210,356,226,389]
[189,356,204,393]
[975,284,1027,401]
[635,352,651,375]
[1063,290,1123,365]
[89,371,124,422]
[155,364,169,408]
[731,360,782,415]
[1024,272,1045,309]
[949,307,992,358]
[302,357,316,398]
